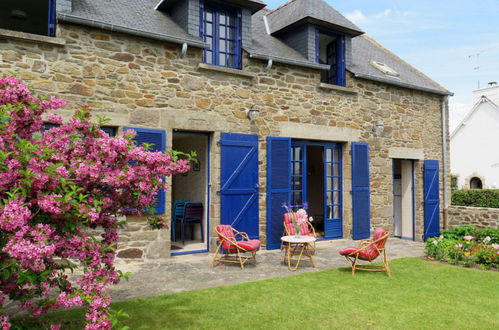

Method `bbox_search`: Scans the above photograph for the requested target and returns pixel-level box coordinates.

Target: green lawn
[14,258,499,329]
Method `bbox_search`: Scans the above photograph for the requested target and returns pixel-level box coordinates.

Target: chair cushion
[224,239,261,252]
[339,246,377,260]
[339,246,358,256]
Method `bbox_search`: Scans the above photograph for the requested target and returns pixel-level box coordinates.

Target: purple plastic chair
[181,202,204,244]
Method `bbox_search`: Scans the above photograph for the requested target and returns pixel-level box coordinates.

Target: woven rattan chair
[339,228,391,276]
[212,225,261,269]
[282,212,317,254]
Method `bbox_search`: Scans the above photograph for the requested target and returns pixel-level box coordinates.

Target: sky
[263,0,499,132]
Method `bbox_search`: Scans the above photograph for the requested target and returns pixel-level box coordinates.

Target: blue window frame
[290,140,343,239]
[200,2,242,69]
[48,0,57,37]
[316,29,346,87]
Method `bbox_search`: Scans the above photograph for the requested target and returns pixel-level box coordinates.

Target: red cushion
[223,239,261,252]
[339,247,358,256]
[339,246,378,260]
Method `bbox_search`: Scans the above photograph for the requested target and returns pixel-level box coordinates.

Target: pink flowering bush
[0,77,191,329]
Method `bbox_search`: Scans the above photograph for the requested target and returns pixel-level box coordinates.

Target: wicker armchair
[339,228,391,276]
[212,225,260,269]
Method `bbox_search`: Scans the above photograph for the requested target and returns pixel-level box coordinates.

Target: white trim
[262,15,271,35]
[450,96,499,139]
[154,0,166,10]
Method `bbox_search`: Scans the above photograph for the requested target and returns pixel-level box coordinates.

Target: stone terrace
[111,238,425,302]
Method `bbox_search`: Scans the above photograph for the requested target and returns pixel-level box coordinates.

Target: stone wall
[447,206,499,229]
[0,22,449,261]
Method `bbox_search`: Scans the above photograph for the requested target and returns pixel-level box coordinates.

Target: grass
[14,258,499,329]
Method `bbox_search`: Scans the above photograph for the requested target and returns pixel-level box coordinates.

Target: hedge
[451,189,499,208]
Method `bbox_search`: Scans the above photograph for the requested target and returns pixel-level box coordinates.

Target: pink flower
[463,235,474,241]
[455,243,462,248]
[483,236,491,244]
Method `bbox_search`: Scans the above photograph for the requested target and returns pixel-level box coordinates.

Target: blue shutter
[48,0,56,37]
[266,137,291,249]
[219,133,259,239]
[351,142,370,240]
[424,160,440,239]
[337,35,346,86]
[124,127,166,214]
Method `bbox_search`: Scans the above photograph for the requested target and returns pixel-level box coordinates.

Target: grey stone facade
[447,206,499,229]
[0,21,449,261]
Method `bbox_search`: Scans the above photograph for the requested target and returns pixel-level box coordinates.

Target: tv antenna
[468,52,481,89]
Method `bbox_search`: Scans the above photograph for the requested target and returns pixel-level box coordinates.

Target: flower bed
[425,225,499,269]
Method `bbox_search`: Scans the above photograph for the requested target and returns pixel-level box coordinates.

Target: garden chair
[212,225,261,269]
[282,212,317,254]
[339,228,391,276]
[180,202,203,244]
[171,200,188,242]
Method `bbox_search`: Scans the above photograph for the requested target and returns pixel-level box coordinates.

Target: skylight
[370,61,399,77]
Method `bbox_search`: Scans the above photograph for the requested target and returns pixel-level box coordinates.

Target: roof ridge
[266,0,298,15]
[360,34,448,93]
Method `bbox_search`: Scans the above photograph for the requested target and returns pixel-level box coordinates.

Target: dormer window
[0,0,57,37]
[316,30,346,86]
[200,3,242,69]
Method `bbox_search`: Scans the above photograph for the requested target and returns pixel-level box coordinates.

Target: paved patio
[111,238,425,302]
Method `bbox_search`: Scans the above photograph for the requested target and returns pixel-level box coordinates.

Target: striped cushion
[283,213,312,236]
[224,239,261,252]
[339,247,357,256]
[339,246,378,260]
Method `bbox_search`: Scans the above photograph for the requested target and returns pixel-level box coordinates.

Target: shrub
[0,77,192,329]
[451,189,499,208]
[425,226,499,269]
[451,174,458,191]
[442,225,499,244]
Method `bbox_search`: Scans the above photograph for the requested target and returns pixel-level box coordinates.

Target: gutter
[58,13,209,49]
[249,52,330,70]
[352,72,453,96]
[441,95,449,229]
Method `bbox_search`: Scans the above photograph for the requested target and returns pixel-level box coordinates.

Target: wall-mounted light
[372,120,384,135]
[245,105,260,120]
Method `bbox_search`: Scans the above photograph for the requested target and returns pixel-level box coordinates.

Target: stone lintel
[0,28,66,46]
[318,83,357,94]
[388,147,424,160]
[280,122,360,142]
[161,109,225,132]
[197,63,256,78]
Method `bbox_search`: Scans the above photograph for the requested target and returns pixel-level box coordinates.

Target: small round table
[281,235,316,271]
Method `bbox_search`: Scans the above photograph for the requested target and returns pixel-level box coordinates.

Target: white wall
[451,100,499,188]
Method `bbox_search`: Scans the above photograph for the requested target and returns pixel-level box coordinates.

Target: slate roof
[67,0,204,44]
[58,0,450,95]
[157,0,266,14]
[266,0,363,36]
[249,10,324,66]
[349,35,450,95]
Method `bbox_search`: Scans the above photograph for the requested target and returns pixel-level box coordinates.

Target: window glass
[201,6,240,69]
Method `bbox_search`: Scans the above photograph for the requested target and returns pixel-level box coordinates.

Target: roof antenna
[468,52,481,89]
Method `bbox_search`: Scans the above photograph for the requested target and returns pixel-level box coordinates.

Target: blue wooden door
[124,127,166,214]
[266,137,291,249]
[324,145,343,238]
[219,133,259,240]
[424,160,440,239]
[351,142,370,240]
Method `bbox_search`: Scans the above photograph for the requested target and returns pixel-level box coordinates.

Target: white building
[451,82,499,189]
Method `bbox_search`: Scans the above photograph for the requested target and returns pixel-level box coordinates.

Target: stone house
[451,82,499,189]
[0,0,452,261]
